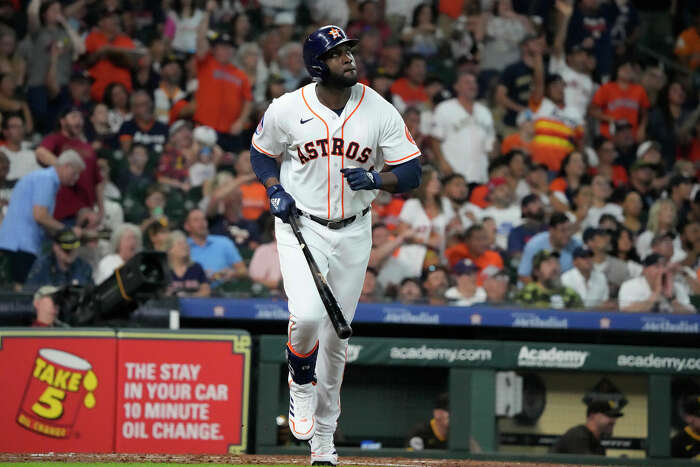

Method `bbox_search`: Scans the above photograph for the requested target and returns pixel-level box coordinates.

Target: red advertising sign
[114,330,251,454]
[0,329,117,453]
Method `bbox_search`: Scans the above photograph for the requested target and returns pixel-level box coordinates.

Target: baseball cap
[670,174,694,188]
[487,177,507,191]
[629,160,658,172]
[568,41,594,55]
[70,70,93,83]
[573,246,594,259]
[479,265,509,282]
[33,285,61,302]
[532,250,559,269]
[59,106,83,118]
[208,30,234,46]
[587,400,624,418]
[614,119,632,130]
[683,395,700,417]
[434,392,449,411]
[532,249,560,270]
[54,229,81,251]
[161,54,181,68]
[636,140,661,159]
[642,253,664,267]
[452,259,479,276]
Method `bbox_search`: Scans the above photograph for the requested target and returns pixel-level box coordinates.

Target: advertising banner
[114,330,251,454]
[0,329,117,453]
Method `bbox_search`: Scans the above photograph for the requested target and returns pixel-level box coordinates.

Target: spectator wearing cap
[671,394,700,458]
[561,246,611,308]
[584,227,629,294]
[31,285,66,328]
[529,51,585,172]
[628,160,659,209]
[550,400,623,455]
[194,2,253,152]
[636,199,684,264]
[636,140,671,193]
[590,55,650,142]
[118,90,169,154]
[507,194,547,258]
[589,137,628,188]
[24,229,93,290]
[23,0,84,134]
[618,253,693,313]
[157,119,195,191]
[445,259,486,306]
[481,266,510,304]
[549,1,595,123]
[518,213,580,284]
[84,8,142,102]
[482,176,521,251]
[515,249,583,308]
[405,392,450,451]
[154,54,185,124]
[35,107,104,224]
[0,113,40,181]
[495,34,543,131]
[445,223,504,274]
[0,150,85,286]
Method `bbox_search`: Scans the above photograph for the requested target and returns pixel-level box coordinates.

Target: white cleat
[288,380,316,440]
[310,433,338,466]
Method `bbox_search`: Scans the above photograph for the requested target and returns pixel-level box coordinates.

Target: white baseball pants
[275,211,371,436]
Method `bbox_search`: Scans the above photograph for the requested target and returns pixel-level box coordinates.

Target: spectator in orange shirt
[501,110,535,155]
[675,10,700,70]
[84,8,142,102]
[390,54,429,113]
[445,223,504,276]
[193,1,253,152]
[589,55,650,142]
[234,149,268,222]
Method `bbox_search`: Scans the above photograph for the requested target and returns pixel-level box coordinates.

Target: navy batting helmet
[303,25,359,80]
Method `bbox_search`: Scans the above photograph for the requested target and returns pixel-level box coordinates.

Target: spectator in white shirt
[549,0,595,122]
[561,246,612,308]
[94,223,142,285]
[0,114,41,181]
[431,71,495,184]
[618,253,694,313]
[583,174,623,230]
[482,177,522,250]
[583,227,630,296]
[445,259,487,306]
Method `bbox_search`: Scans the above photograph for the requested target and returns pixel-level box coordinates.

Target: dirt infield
[0,453,599,466]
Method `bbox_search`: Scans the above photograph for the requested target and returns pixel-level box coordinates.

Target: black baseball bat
[288,215,353,339]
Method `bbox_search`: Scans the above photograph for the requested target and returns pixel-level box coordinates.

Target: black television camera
[57,251,169,326]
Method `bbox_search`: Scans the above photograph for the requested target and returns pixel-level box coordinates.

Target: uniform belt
[296,207,370,230]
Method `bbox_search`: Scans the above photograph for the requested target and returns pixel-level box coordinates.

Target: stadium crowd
[0,0,698,315]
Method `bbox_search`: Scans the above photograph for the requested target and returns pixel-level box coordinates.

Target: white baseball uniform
[252,81,420,436]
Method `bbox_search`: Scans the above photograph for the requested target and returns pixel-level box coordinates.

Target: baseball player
[250,25,422,466]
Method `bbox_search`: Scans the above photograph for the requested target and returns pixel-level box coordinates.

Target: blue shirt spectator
[184,209,247,285]
[518,213,580,281]
[0,151,85,284]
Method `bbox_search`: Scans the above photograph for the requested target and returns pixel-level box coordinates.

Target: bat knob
[337,325,353,339]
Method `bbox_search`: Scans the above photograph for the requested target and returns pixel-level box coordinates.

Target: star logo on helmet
[328,28,341,39]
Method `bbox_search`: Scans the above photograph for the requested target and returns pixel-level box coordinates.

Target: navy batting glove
[340,168,382,191]
[267,184,296,223]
